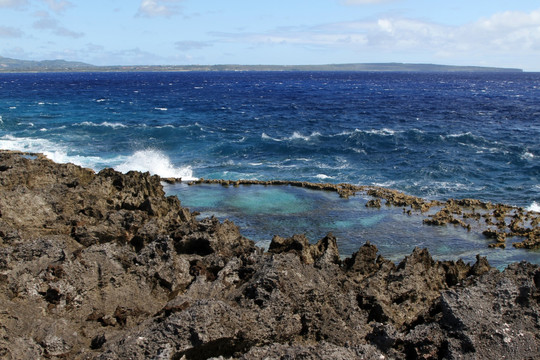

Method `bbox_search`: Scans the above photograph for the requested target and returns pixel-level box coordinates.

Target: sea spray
[527,202,540,213]
[114,149,196,180]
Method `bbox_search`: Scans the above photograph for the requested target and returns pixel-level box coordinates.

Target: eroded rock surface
[1,150,539,359]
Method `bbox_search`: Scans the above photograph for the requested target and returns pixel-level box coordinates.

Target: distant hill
[0,56,523,73]
[0,56,94,71]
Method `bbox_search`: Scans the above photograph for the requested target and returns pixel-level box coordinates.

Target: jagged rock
[1,151,539,359]
[268,233,340,266]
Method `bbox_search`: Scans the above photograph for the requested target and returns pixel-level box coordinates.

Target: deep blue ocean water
[1,71,539,267]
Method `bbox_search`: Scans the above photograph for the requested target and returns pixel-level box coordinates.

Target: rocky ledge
[0,150,539,359]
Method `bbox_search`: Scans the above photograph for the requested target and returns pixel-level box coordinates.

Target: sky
[1,0,540,71]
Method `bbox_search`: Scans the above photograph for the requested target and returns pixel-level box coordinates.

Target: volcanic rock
[0,150,538,359]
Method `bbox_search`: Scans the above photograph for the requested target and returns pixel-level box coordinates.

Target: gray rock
[0,150,538,359]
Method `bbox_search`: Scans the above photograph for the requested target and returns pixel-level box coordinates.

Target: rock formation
[0,150,539,359]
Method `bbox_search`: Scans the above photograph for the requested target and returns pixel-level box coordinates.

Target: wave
[364,128,399,136]
[290,131,321,141]
[0,134,102,168]
[261,131,321,142]
[315,174,334,180]
[74,121,127,129]
[527,202,540,213]
[0,135,196,180]
[439,132,482,141]
[521,151,535,160]
[114,149,196,180]
[261,133,282,142]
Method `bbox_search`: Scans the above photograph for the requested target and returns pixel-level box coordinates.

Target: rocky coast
[0,150,539,359]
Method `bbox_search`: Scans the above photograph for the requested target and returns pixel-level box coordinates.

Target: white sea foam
[262,131,320,142]
[76,121,127,129]
[0,135,101,168]
[522,151,535,160]
[372,181,397,188]
[114,149,196,180]
[366,128,397,136]
[352,148,367,155]
[154,107,168,111]
[1,134,55,153]
[315,174,334,180]
[289,131,321,141]
[527,202,540,213]
[0,135,195,180]
[261,133,282,142]
[440,132,475,140]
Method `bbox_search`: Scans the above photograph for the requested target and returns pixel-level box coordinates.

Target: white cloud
[0,0,28,8]
[210,7,540,68]
[43,0,73,13]
[137,0,183,18]
[33,11,83,38]
[0,26,23,38]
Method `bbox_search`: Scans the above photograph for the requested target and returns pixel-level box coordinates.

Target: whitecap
[440,132,477,140]
[352,148,367,155]
[315,174,334,180]
[289,131,321,141]
[527,202,540,213]
[261,133,282,142]
[114,149,196,180]
[335,129,357,136]
[522,151,534,160]
[372,181,397,188]
[75,121,127,129]
[366,128,397,136]
[154,107,168,111]
[0,134,101,169]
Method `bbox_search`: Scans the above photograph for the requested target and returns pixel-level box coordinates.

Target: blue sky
[1,0,540,70]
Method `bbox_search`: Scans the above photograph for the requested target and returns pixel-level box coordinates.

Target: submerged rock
[0,150,538,359]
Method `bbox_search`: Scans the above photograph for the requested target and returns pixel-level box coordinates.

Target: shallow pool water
[164,183,540,270]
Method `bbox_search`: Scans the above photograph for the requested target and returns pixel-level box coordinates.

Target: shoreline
[1,150,539,358]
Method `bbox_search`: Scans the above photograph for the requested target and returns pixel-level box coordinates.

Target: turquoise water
[166,183,540,269]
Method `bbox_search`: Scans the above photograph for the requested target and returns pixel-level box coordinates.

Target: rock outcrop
[1,150,539,359]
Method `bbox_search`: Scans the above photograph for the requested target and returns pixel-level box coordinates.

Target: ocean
[1,71,539,267]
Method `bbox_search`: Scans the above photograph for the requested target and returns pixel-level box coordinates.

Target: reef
[1,150,539,359]
[178,178,540,250]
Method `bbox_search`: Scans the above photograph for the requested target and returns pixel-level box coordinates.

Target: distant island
[0,55,523,73]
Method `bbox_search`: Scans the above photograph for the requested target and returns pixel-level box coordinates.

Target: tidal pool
[164,183,540,270]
